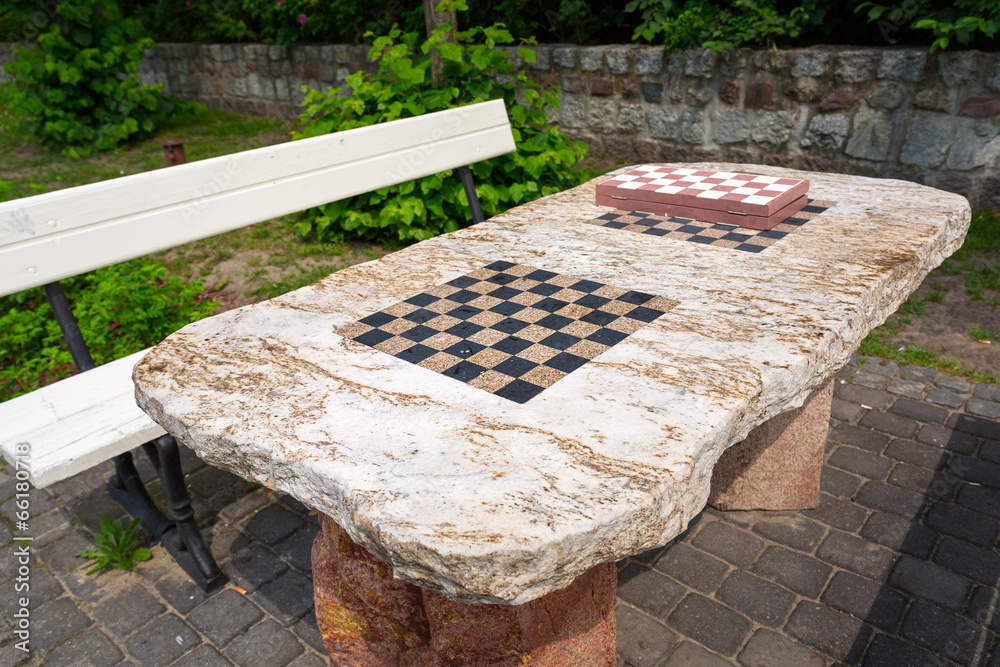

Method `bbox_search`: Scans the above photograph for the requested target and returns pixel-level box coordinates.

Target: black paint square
[488,286,521,301]
[492,317,530,334]
[401,325,438,342]
[403,308,438,324]
[528,283,562,296]
[539,332,580,351]
[486,260,516,271]
[446,275,479,288]
[359,312,396,327]
[443,361,488,382]
[405,293,439,307]
[446,289,481,304]
[545,352,589,373]
[444,341,486,359]
[445,321,484,338]
[395,344,436,364]
[490,301,526,316]
[355,329,394,347]
[582,310,618,327]
[534,297,569,313]
[494,356,538,378]
[494,379,545,404]
[524,269,558,282]
[536,313,573,331]
[571,280,603,293]
[618,291,655,305]
[624,306,663,323]
[447,305,483,320]
[575,294,610,309]
[587,328,629,346]
[492,336,533,355]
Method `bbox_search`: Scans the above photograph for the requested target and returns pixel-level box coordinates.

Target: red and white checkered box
[595,166,810,230]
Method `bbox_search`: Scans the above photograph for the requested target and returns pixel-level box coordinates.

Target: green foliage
[857,0,998,51]
[2,0,184,157]
[625,0,824,50]
[969,324,997,341]
[292,3,588,245]
[75,518,152,575]
[0,258,217,400]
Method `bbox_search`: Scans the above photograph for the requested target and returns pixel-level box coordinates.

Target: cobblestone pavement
[2,356,998,666]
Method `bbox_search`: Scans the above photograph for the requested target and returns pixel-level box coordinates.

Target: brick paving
[1,355,998,666]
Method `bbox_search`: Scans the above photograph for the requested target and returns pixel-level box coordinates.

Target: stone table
[133,164,969,664]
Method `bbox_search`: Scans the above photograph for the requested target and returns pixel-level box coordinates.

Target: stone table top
[133,163,969,605]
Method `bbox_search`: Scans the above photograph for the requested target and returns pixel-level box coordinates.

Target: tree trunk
[423,0,456,87]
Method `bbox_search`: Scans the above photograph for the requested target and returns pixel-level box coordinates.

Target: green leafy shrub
[292,2,588,245]
[2,0,182,157]
[0,259,217,400]
[76,518,152,575]
[857,0,998,51]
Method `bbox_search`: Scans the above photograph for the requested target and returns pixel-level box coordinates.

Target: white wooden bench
[0,99,516,589]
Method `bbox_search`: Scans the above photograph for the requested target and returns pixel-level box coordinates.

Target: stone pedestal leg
[312,514,617,666]
[708,378,833,511]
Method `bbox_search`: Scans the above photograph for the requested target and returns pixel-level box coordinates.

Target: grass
[970,325,997,342]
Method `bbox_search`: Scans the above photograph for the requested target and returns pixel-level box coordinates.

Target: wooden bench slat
[0,100,515,297]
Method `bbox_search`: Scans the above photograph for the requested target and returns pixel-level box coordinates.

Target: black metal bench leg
[151,434,227,592]
[108,451,175,542]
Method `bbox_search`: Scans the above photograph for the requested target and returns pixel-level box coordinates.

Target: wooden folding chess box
[596,166,810,230]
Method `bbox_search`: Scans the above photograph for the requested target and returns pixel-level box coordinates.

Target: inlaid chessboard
[586,200,833,253]
[339,261,677,403]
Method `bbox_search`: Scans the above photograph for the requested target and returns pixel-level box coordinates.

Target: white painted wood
[0,100,515,296]
[0,348,165,487]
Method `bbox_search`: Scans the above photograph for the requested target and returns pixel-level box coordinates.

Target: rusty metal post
[161,139,186,166]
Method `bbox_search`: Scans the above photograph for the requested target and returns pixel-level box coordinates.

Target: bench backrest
[0,99,515,297]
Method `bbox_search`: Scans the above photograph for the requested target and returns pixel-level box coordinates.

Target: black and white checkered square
[338,261,678,403]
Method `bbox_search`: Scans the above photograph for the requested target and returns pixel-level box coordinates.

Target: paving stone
[969,398,1000,420]
[957,484,1000,520]
[884,438,949,469]
[927,389,964,408]
[887,378,926,400]
[287,654,328,667]
[616,605,678,667]
[225,619,304,666]
[274,522,318,573]
[153,567,212,614]
[784,601,871,662]
[92,583,165,637]
[899,365,938,383]
[71,493,130,533]
[30,509,73,548]
[938,376,973,393]
[618,563,686,618]
[902,601,982,665]
[187,588,264,646]
[0,565,63,618]
[829,424,890,452]
[186,465,242,499]
[124,613,200,667]
[691,520,763,568]
[36,529,95,577]
[716,571,795,627]
[917,424,977,453]
[738,628,825,667]
[219,488,274,524]
[934,537,1000,585]
[863,634,946,667]
[853,371,887,389]
[820,467,863,498]
[861,511,938,558]
[821,570,907,631]
[225,544,289,591]
[664,640,731,666]
[859,411,919,438]
[926,502,998,546]
[835,384,894,410]
[751,515,826,552]
[975,384,1000,402]
[864,358,900,377]
[631,544,666,566]
[828,446,892,480]
[654,543,730,594]
[668,594,752,656]
[43,627,123,667]
[32,596,92,653]
[855,481,926,518]
[830,397,864,423]
[292,612,326,654]
[207,520,250,557]
[964,585,1000,632]
[981,440,1000,464]
[172,644,233,667]
[254,569,314,626]
[890,556,971,611]
[890,399,949,424]
[753,546,832,597]
[244,505,305,546]
[803,493,869,532]
[816,531,896,580]
[949,454,1000,488]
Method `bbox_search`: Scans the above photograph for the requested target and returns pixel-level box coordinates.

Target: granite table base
[708,378,834,511]
[312,514,618,666]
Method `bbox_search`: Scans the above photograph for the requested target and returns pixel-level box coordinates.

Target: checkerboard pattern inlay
[598,167,807,206]
[339,261,678,403]
[586,200,833,253]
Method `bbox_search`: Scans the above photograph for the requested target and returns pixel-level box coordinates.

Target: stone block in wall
[559,96,586,128]
[619,104,645,133]
[553,47,577,69]
[877,50,926,82]
[635,48,663,75]
[269,45,284,61]
[648,107,679,139]
[589,98,618,133]
[801,113,849,152]
[819,89,859,112]
[719,82,739,104]
[604,135,638,161]
[868,83,906,109]
[680,108,704,143]
[989,61,1000,91]
[935,172,975,203]
[635,139,661,162]
[621,79,639,99]
[718,50,748,78]
[667,52,684,74]
[900,113,954,168]
[687,86,713,106]
[845,108,893,161]
[260,78,276,101]
[606,48,629,75]
[685,49,715,77]
[275,78,290,101]
[959,97,1000,118]
[711,110,750,144]
[592,78,614,96]
[745,82,774,108]
[529,46,551,71]
[641,82,663,103]
[751,110,795,145]
[938,52,979,87]
[914,89,952,112]
[786,84,820,103]
[580,47,604,72]
[563,75,587,94]
[751,50,791,71]
[763,153,794,168]
[319,63,335,81]
[791,50,828,78]
[947,122,1000,170]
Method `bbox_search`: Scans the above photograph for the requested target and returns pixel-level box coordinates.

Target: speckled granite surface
[133,164,970,606]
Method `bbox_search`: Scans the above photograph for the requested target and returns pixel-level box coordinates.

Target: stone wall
[1,41,998,206]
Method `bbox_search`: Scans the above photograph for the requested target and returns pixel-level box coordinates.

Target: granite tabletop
[133,163,970,605]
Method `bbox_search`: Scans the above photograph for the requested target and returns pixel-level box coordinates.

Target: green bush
[857,0,998,51]
[0,258,217,401]
[2,0,182,157]
[292,2,588,245]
